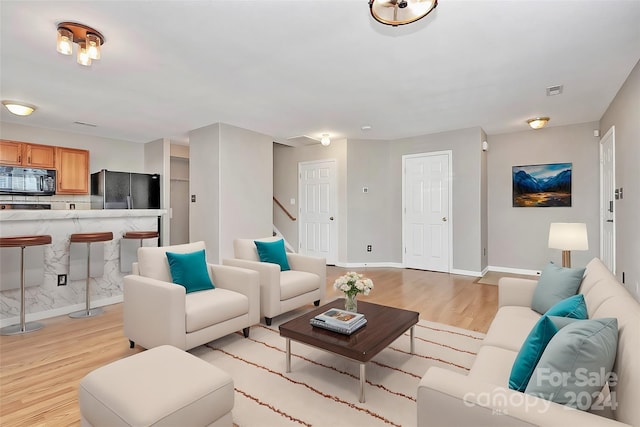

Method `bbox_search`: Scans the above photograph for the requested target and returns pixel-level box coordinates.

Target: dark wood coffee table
[279,298,419,402]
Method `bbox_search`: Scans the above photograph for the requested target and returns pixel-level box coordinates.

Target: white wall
[487,122,601,271]
[600,59,640,299]
[189,123,221,261]
[219,123,273,261]
[189,123,273,263]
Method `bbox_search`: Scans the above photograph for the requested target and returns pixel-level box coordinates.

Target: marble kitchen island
[0,209,166,327]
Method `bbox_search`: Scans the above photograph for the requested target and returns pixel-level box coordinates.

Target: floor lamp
[548,223,589,267]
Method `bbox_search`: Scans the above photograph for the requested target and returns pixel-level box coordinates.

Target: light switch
[290,198,295,205]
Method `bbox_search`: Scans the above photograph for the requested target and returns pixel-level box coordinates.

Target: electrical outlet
[366,245,372,252]
[57,274,67,286]
[191,194,196,202]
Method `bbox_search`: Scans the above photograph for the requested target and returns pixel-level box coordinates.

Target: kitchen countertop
[0,209,167,221]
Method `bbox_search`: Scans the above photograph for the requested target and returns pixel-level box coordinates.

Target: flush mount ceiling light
[527,117,550,130]
[56,22,105,67]
[369,0,438,27]
[2,101,36,116]
[321,134,331,146]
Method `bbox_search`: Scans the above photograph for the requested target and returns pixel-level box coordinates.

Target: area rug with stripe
[190,310,485,427]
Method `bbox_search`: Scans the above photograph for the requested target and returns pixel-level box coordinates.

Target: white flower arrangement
[333,271,374,297]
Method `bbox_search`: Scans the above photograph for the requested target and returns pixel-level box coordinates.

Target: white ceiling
[1,1,639,145]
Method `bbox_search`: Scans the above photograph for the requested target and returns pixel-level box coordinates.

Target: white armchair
[223,237,326,325]
[123,241,260,350]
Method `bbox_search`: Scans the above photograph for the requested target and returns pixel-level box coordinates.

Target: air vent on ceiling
[546,85,563,96]
[73,121,97,127]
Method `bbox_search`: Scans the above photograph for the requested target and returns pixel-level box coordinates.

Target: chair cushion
[254,239,290,271]
[280,270,320,300]
[525,317,618,410]
[185,288,249,333]
[166,249,215,293]
[138,241,206,283]
[531,262,585,314]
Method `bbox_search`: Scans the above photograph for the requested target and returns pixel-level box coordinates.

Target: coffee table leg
[359,363,366,403]
[286,338,291,372]
[410,325,415,354]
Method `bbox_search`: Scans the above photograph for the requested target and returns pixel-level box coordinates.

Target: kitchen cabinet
[55,147,89,194]
[0,140,55,168]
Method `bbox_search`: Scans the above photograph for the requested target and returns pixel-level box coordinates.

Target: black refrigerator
[91,169,160,209]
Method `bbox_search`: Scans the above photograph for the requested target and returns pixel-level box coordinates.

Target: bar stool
[0,235,52,335]
[69,232,113,319]
[120,230,159,273]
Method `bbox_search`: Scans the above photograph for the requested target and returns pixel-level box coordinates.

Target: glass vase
[344,293,358,312]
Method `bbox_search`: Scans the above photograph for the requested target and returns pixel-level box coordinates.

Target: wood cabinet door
[0,140,23,166]
[56,147,89,194]
[24,144,55,168]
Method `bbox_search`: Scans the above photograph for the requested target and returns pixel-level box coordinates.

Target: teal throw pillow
[508,314,582,392]
[531,262,585,314]
[165,249,215,293]
[525,318,618,410]
[509,315,560,392]
[254,239,290,271]
[545,294,588,319]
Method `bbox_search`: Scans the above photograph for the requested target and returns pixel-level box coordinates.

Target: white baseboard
[0,295,123,328]
[488,265,542,276]
[334,262,404,269]
[451,268,483,277]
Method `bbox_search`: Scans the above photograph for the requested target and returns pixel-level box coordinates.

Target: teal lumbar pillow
[545,294,588,319]
[531,262,585,314]
[254,239,290,271]
[525,318,618,410]
[165,249,215,293]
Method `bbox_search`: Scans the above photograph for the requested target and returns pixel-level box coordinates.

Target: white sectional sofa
[418,257,640,426]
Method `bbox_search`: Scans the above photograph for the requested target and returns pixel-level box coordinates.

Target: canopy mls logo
[462,368,618,415]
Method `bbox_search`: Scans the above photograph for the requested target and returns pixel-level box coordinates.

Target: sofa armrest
[498,278,538,308]
[209,264,260,325]
[418,367,629,427]
[286,253,326,303]
[222,258,281,313]
[123,275,187,350]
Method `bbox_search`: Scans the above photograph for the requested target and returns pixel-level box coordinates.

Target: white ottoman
[79,345,234,427]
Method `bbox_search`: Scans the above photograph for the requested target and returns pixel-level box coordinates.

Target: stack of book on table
[310,308,367,335]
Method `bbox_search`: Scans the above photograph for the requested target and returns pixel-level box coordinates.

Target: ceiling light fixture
[369,0,438,27]
[56,22,105,67]
[321,134,331,146]
[2,101,36,116]
[527,117,550,130]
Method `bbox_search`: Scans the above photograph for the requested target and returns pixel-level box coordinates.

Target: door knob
[442,217,447,222]
[329,217,334,221]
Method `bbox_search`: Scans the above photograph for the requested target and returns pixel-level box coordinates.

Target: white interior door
[298,160,337,264]
[600,126,615,273]
[403,152,452,272]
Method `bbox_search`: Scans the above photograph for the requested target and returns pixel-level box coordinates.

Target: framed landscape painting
[512,163,572,207]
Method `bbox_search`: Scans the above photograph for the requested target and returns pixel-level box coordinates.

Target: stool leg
[70,242,103,318]
[1,246,44,335]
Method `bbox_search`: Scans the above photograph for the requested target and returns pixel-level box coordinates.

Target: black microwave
[0,166,56,195]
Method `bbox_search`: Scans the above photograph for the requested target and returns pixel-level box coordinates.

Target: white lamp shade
[548,223,588,250]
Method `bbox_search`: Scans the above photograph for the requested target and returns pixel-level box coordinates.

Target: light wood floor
[0,266,498,426]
